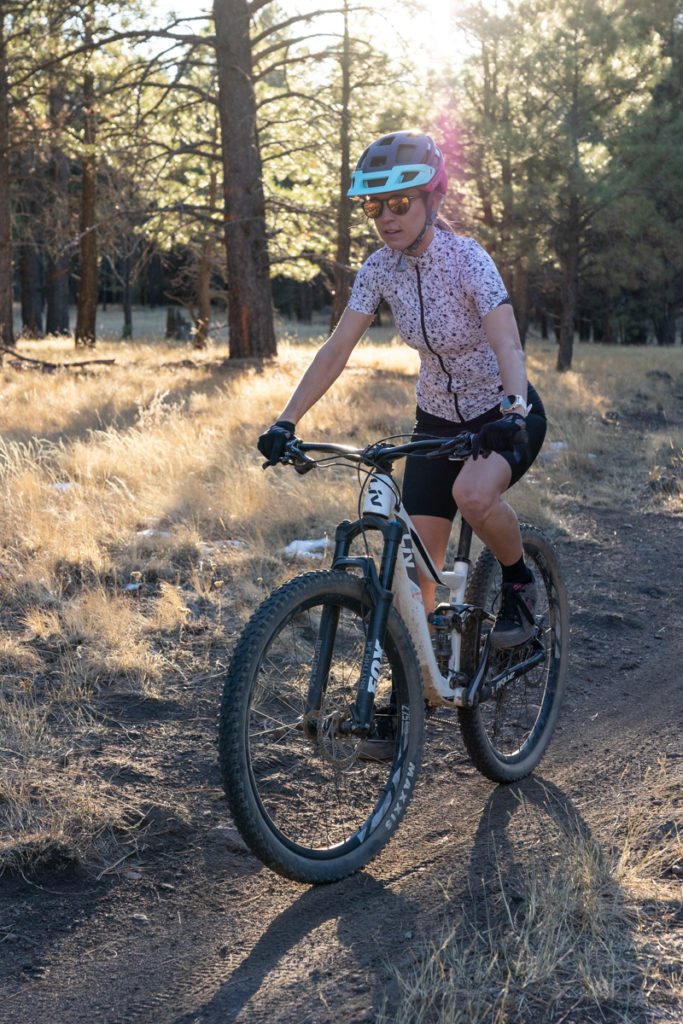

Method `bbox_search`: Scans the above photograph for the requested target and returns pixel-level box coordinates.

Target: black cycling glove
[473,414,528,460]
[257,420,296,466]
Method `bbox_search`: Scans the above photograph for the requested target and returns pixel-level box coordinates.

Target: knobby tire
[218,570,424,884]
[458,525,569,782]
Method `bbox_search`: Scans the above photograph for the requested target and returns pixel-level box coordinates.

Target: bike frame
[334,468,474,709]
[286,437,544,731]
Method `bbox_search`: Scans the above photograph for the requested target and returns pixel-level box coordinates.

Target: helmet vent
[369,155,388,167]
[397,144,419,162]
[365,173,389,187]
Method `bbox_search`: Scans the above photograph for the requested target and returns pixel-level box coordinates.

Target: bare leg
[409,453,521,616]
[409,514,452,615]
[452,452,521,564]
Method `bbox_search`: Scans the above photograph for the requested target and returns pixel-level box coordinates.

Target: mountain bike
[218,433,569,884]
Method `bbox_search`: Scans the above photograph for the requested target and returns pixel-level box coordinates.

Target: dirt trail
[1,503,681,1023]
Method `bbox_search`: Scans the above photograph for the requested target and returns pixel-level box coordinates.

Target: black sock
[500,556,533,585]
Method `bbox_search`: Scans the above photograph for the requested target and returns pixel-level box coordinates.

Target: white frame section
[362,473,469,707]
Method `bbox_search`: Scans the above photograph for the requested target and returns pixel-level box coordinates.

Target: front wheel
[458,525,569,783]
[218,570,424,884]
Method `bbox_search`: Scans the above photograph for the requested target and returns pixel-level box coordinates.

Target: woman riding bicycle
[259,129,547,649]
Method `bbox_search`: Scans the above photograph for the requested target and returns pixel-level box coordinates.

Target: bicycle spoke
[459,527,568,782]
[248,599,392,849]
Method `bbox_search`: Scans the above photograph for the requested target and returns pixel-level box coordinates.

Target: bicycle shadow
[173,871,416,1024]
[170,776,646,1024]
[428,775,647,1023]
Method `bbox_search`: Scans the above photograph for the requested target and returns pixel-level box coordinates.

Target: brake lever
[282,441,316,475]
[426,439,458,459]
[293,460,315,475]
[425,434,477,461]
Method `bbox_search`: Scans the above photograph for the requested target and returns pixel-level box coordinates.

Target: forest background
[0,0,681,371]
[0,3,682,1017]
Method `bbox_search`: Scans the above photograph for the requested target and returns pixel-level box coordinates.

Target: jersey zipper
[415,263,464,423]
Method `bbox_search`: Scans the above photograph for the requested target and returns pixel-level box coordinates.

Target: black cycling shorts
[401,384,547,522]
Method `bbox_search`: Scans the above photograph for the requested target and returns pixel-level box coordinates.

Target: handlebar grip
[475,427,529,460]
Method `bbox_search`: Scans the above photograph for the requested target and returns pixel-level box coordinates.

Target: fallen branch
[0,345,116,370]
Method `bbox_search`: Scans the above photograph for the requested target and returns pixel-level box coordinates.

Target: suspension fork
[304,515,404,735]
[303,520,364,726]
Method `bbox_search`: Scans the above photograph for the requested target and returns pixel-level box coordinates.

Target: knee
[452,478,494,524]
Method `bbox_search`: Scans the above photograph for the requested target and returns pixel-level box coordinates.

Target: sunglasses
[361,194,423,218]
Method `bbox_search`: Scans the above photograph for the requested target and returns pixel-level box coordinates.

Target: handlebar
[275,430,527,474]
[261,417,530,471]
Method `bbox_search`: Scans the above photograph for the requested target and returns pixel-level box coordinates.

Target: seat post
[455,517,474,563]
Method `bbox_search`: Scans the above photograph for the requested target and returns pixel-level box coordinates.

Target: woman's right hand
[257,420,296,466]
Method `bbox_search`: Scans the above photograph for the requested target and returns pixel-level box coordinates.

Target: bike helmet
[348,130,447,197]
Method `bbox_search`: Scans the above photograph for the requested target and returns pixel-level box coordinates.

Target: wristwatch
[500,394,532,417]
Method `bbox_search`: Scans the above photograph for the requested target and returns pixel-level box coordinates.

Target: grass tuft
[377,765,682,1023]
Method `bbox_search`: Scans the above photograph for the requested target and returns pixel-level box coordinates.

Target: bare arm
[278,306,375,425]
[482,303,528,403]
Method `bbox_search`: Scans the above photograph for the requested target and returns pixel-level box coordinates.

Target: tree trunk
[45,254,70,334]
[557,68,582,372]
[557,241,577,371]
[652,304,676,346]
[295,282,312,323]
[0,12,13,352]
[18,151,44,337]
[20,245,44,337]
[121,254,132,339]
[213,0,276,359]
[75,11,98,349]
[46,84,70,335]
[557,187,580,370]
[330,2,352,332]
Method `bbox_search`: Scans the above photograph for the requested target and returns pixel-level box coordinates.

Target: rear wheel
[458,525,569,783]
[218,570,424,883]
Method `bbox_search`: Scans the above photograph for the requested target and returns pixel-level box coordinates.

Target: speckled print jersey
[348,229,510,422]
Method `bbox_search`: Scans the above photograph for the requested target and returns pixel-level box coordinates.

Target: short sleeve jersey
[348,228,509,422]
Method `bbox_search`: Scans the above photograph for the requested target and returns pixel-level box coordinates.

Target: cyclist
[259,129,547,650]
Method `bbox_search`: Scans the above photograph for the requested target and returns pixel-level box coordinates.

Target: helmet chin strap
[398,193,443,269]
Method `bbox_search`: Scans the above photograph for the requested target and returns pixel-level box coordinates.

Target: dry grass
[377,763,682,1024]
[0,312,681,1012]
[508,342,683,530]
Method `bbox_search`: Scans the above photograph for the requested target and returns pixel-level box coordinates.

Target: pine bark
[0,12,13,351]
[75,10,98,349]
[330,3,352,332]
[46,83,71,336]
[213,0,276,359]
